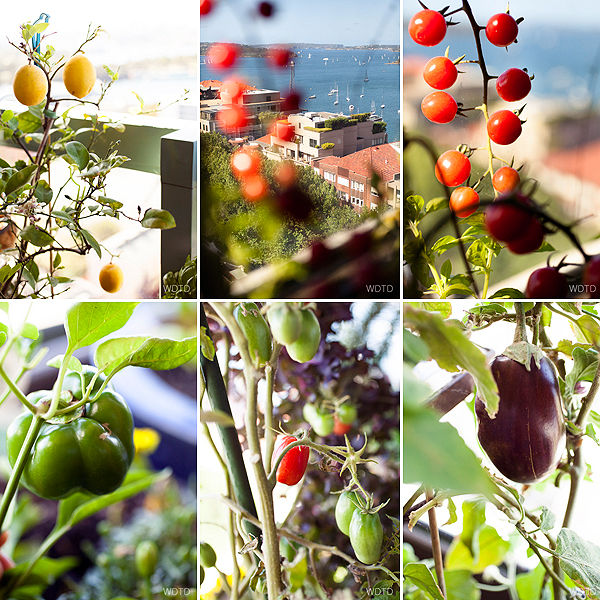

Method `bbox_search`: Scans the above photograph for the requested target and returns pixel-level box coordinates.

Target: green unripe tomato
[135,540,159,578]
[303,402,318,424]
[200,564,205,585]
[337,403,358,425]
[267,303,302,345]
[286,309,321,363]
[234,302,273,367]
[312,408,334,436]
[335,491,359,536]
[199,541,217,568]
[349,511,383,564]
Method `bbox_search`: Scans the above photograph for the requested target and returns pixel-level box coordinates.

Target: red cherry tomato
[496,68,531,102]
[423,56,458,90]
[272,435,309,486]
[487,110,522,145]
[435,150,471,187]
[507,217,544,254]
[207,43,238,70]
[421,91,457,124]
[525,268,568,299]
[268,48,292,69]
[241,175,268,202]
[486,13,519,47]
[583,256,600,298]
[200,0,213,15]
[492,167,520,194]
[485,195,534,242]
[449,187,479,218]
[408,10,447,47]
[333,416,352,435]
[231,149,261,179]
[220,80,246,104]
[218,105,248,131]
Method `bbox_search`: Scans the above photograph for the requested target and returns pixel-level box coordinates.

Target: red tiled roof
[200,79,258,92]
[318,144,400,182]
[255,134,272,145]
[544,139,600,187]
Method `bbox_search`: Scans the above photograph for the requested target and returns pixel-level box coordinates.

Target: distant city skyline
[200,0,400,47]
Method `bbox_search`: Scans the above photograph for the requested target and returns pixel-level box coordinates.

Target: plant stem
[0,414,43,533]
[264,344,282,471]
[211,303,283,599]
[426,488,446,598]
[513,302,527,343]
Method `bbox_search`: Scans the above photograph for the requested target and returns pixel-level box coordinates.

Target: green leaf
[405,194,425,222]
[403,392,495,495]
[20,225,54,247]
[200,326,216,361]
[516,562,549,600]
[4,164,38,197]
[94,335,197,378]
[403,305,499,415]
[540,506,557,533]
[445,570,480,600]
[56,469,170,530]
[441,259,452,279]
[425,196,447,214]
[488,287,526,299]
[432,235,461,255]
[34,180,53,204]
[65,141,89,171]
[17,110,42,133]
[97,195,124,210]
[141,208,176,229]
[81,229,102,258]
[404,329,430,366]
[21,322,39,340]
[565,347,598,399]
[556,528,600,599]
[403,563,445,600]
[572,314,600,346]
[558,302,581,315]
[64,302,139,352]
[52,210,76,224]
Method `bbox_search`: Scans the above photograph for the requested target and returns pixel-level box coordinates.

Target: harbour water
[200,47,401,143]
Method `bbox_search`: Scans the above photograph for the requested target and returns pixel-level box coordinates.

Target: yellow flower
[134,428,161,456]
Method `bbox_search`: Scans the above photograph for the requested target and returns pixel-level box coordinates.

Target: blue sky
[403,1,600,29]
[200,0,400,46]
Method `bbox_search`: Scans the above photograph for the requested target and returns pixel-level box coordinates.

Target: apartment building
[258,111,388,164]
[313,142,400,211]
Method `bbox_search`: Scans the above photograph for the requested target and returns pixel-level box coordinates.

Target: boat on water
[360,85,364,98]
[334,90,339,105]
[308,94,316,99]
[346,85,350,101]
[349,104,354,111]
[364,68,369,82]
[328,82,338,96]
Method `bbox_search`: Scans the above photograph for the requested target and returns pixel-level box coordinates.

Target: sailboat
[360,85,364,98]
[334,90,339,106]
[381,91,385,109]
[346,85,350,102]
[364,68,369,82]
[328,81,337,96]
[370,100,375,114]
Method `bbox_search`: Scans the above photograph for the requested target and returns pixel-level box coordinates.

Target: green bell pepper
[6,366,135,500]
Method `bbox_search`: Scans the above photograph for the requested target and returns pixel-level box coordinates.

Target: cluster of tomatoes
[409,7,531,221]
[303,401,358,437]
[231,148,313,218]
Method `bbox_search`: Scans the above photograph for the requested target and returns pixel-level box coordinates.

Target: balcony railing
[0,102,197,298]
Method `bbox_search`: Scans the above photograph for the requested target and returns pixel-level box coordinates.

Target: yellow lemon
[13,64,48,106]
[99,263,123,293]
[63,54,96,99]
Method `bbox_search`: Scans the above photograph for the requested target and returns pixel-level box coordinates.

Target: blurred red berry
[346,231,372,258]
[200,0,213,15]
[207,43,237,70]
[274,161,297,188]
[218,105,248,130]
[275,120,295,141]
[281,92,301,112]
[258,1,275,17]
[220,80,246,104]
[241,175,269,202]
[268,47,292,69]
[308,242,335,270]
[231,149,261,179]
[276,187,313,220]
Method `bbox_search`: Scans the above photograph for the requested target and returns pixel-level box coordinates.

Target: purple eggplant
[475,354,565,484]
